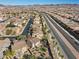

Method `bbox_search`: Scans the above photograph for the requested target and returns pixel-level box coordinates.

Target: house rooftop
[12,40,28,50]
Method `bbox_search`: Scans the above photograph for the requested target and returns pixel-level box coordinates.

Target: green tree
[23,54,36,59]
[16,35,26,40]
[40,47,47,52]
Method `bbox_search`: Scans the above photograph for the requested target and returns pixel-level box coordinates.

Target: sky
[0,0,79,5]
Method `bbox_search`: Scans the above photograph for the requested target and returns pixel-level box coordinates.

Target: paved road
[46,13,79,52]
[42,13,79,59]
